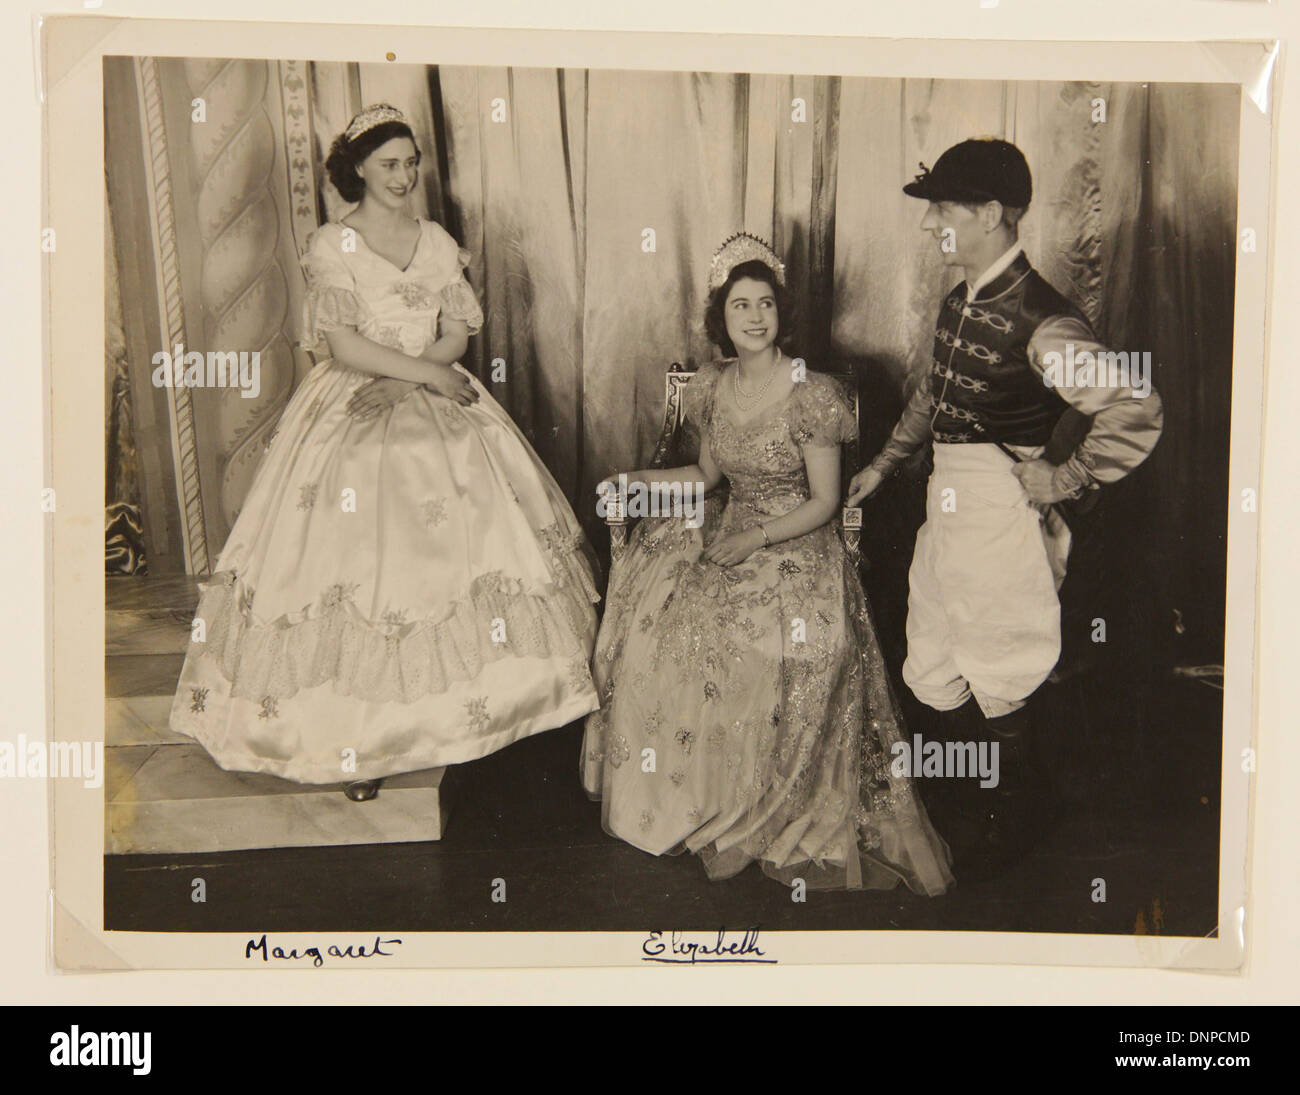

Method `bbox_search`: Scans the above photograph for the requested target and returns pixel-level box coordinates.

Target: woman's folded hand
[347,377,420,419]
[424,363,480,407]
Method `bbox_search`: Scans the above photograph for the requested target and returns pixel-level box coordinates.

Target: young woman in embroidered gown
[170,105,600,799]
[581,234,953,893]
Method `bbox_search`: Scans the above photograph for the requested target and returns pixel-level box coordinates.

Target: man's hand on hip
[1010,458,1069,504]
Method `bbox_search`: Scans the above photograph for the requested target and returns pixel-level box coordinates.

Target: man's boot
[915,698,985,862]
[979,703,1037,864]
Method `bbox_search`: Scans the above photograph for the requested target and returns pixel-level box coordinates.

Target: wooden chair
[604,362,864,566]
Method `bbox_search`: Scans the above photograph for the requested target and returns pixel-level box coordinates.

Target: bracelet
[758,524,771,547]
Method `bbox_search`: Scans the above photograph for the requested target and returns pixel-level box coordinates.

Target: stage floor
[104,667,1222,937]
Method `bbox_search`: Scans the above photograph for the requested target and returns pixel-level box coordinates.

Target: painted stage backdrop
[104,57,1238,661]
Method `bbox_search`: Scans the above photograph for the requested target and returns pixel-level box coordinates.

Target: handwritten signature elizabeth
[641,928,774,965]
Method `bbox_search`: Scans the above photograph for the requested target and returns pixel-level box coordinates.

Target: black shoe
[917,700,989,863]
[937,703,1041,880]
[985,705,1031,800]
[344,779,381,802]
[911,701,969,828]
[979,704,1039,861]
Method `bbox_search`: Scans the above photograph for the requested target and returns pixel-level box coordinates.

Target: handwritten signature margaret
[244,934,401,967]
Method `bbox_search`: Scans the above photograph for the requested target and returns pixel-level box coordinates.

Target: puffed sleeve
[1027,315,1164,495]
[793,373,857,448]
[437,246,485,336]
[301,227,363,351]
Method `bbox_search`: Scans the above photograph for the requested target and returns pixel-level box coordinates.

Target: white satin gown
[168,219,600,783]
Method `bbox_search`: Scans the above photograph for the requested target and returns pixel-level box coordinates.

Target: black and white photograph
[33,15,1277,979]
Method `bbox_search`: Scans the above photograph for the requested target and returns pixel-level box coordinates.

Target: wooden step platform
[105,577,449,854]
[107,575,198,656]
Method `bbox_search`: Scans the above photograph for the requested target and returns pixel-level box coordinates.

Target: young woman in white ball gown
[169,105,599,800]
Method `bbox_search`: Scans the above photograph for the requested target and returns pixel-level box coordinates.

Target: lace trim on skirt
[536,523,601,607]
[192,528,597,705]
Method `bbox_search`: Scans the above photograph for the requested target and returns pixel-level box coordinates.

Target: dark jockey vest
[929,251,1083,446]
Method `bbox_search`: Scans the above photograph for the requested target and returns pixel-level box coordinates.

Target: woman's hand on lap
[704,528,765,567]
[347,377,420,419]
[425,363,480,406]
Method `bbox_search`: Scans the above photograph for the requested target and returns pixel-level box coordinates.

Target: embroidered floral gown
[581,363,953,894]
[169,218,600,783]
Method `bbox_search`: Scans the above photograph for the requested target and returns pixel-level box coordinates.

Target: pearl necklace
[733,349,782,411]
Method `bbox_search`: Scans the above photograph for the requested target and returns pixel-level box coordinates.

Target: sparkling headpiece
[344,103,408,143]
[707,232,786,292]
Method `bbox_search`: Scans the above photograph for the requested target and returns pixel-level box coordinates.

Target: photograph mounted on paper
[42,19,1272,969]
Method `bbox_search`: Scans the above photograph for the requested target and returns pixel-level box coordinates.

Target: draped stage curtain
[341,66,841,509]
[108,64,1236,660]
[105,189,148,575]
[359,70,1234,660]
[828,79,1239,665]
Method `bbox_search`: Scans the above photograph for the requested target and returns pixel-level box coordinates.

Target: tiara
[707,232,786,292]
[344,103,408,143]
